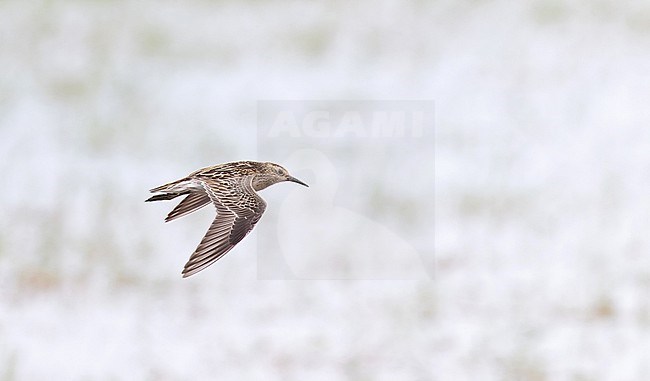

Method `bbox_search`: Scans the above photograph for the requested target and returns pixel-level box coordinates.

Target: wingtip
[181,268,197,278]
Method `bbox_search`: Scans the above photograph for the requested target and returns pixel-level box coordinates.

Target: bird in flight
[146,161,308,278]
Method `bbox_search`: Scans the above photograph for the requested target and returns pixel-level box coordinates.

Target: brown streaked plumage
[146,161,308,278]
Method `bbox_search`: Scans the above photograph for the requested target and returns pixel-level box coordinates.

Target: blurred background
[1,0,649,380]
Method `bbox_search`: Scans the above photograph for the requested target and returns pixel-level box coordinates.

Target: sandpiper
[146,161,308,278]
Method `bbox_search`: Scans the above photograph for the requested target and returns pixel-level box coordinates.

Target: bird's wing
[165,191,212,222]
[181,177,267,278]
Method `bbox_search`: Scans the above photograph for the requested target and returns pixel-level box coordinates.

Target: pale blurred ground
[1,0,650,380]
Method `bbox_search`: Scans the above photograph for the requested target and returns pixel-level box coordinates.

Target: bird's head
[251,162,309,191]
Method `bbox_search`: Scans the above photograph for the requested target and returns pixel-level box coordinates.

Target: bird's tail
[145,192,184,202]
[146,178,192,202]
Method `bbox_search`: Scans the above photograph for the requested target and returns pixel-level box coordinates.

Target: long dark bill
[287,176,309,187]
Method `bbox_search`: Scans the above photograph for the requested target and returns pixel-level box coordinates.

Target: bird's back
[189,161,265,180]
